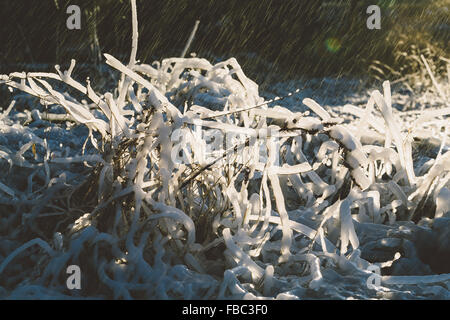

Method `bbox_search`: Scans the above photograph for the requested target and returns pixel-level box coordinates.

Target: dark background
[0,0,448,85]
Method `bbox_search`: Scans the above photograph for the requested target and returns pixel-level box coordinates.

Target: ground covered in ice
[0,61,448,299]
[0,1,449,300]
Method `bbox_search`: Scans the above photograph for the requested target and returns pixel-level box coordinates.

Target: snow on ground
[0,63,448,299]
[0,0,448,299]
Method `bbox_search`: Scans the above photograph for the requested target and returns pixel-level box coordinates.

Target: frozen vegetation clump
[0,1,449,299]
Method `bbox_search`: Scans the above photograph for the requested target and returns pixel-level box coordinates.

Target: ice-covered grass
[0,1,449,299]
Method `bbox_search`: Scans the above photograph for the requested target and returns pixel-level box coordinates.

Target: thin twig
[0,100,16,120]
[40,113,76,122]
[201,88,302,120]
[129,0,138,67]
[181,20,200,58]
[420,54,447,102]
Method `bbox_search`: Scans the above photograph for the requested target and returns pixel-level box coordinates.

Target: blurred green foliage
[0,0,448,85]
